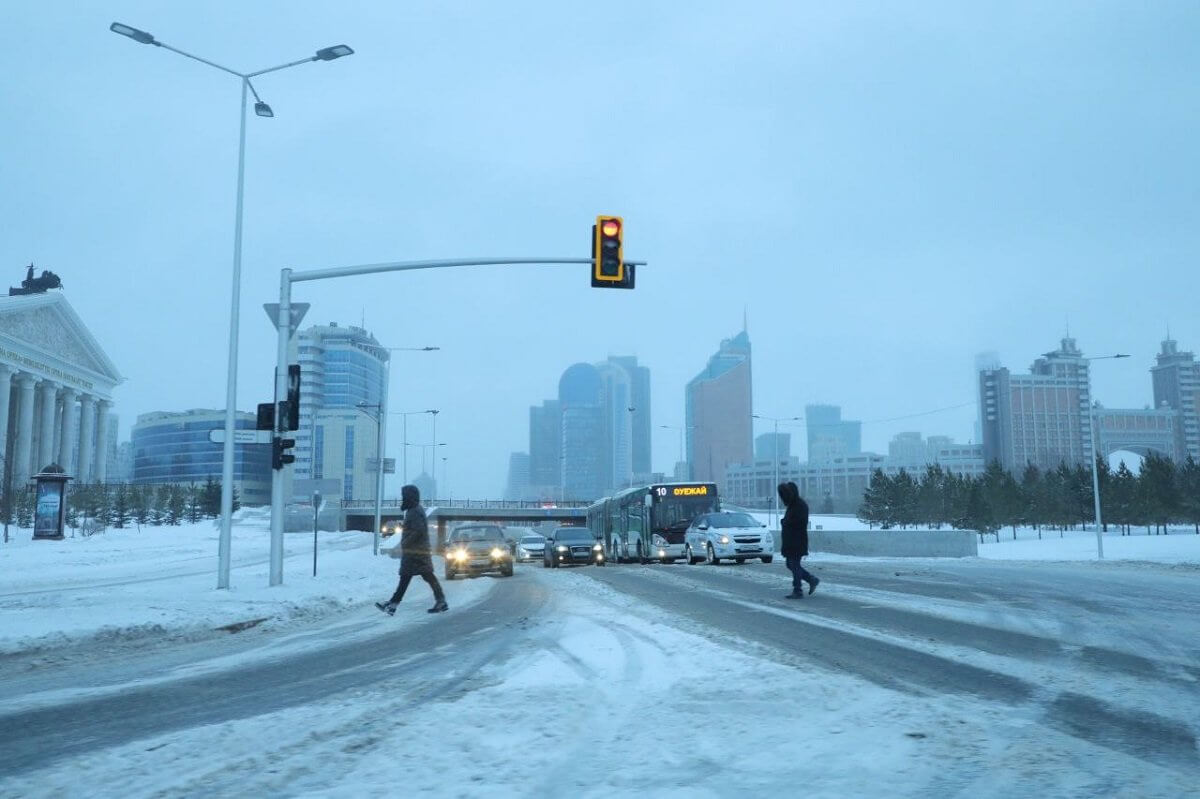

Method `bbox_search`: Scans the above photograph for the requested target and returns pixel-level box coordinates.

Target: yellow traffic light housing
[591,214,633,289]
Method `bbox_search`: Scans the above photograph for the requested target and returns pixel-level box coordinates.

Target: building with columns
[0,292,121,487]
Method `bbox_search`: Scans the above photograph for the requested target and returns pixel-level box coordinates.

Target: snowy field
[750,511,1200,564]
[0,509,489,657]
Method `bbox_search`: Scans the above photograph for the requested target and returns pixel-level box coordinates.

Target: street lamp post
[391,409,438,486]
[1083,353,1131,559]
[356,402,385,556]
[752,414,801,530]
[109,22,353,590]
[379,346,437,498]
[430,410,440,501]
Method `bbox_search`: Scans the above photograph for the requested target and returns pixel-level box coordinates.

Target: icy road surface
[1,558,1197,797]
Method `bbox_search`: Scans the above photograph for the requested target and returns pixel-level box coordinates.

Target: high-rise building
[755,432,791,461]
[131,409,272,505]
[888,432,926,467]
[686,330,752,489]
[607,356,651,476]
[559,363,605,500]
[596,362,633,491]
[306,409,381,502]
[980,337,1094,472]
[804,404,862,463]
[505,452,530,500]
[1151,337,1199,461]
[294,323,388,500]
[528,399,562,497]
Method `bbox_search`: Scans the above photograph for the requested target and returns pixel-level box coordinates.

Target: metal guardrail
[341,499,591,511]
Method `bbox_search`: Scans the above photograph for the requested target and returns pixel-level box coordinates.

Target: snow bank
[0,512,487,656]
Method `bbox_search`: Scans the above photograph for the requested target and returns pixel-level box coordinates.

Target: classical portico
[0,292,122,486]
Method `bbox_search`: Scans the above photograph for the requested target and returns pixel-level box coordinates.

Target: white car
[684,512,774,565]
[515,534,546,562]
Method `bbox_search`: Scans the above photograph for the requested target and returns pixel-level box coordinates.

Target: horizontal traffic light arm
[288,257,647,284]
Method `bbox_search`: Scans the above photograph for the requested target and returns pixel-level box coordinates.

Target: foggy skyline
[4,2,1197,497]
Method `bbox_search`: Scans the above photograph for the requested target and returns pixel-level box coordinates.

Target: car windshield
[705,513,759,529]
[452,528,503,542]
[520,536,544,544]
[554,528,593,542]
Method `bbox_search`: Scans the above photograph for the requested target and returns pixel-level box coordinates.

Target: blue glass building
[131,409,272,505]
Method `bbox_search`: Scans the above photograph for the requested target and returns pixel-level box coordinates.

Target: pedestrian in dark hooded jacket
[376,484,448,615]
[779,481,819,598]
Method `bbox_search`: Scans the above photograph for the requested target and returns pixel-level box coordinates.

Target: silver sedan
[683,512,774,565]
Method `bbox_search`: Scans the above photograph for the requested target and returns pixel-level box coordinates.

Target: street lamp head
[253,101,274,118]
[110,22,157,45]
[314,44,354,61]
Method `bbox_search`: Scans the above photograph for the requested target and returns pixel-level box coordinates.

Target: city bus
[586,482,720,564]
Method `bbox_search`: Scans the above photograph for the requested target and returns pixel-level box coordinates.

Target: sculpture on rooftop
[9,264,63,296]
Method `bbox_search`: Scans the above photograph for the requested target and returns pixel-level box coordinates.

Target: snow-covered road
[1,554,1197,797]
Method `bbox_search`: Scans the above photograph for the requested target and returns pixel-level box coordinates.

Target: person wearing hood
[779,481,819,599]
[377,484,448,615]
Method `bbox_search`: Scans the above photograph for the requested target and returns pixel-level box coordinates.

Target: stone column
[58,389,79,475]
[95,400,112,483]
[14,374,37,484]
[78,394,96,483]
[0,366,13,480]
[37,382,58,473]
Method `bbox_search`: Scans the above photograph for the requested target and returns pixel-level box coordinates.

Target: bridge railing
[341,498,591,511]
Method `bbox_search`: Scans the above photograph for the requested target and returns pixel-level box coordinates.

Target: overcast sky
[3,2,1197,497]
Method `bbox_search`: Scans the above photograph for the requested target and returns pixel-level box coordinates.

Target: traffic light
[592,215,633,289]
[285,365,300,431]
[272,437,296,470]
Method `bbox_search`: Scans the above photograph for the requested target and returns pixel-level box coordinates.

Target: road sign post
[312,490,321,577]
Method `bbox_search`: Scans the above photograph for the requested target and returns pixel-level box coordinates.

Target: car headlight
[652,534,667,547]
[718,536,730,545]
[557,545,568,552]
[452,549,467,561]
[593,543,603,551]
[491,547,504,558]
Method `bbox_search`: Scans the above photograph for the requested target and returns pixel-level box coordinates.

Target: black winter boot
[427,600,449,613]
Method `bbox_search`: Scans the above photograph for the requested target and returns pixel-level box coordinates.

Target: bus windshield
[650,488,719,531]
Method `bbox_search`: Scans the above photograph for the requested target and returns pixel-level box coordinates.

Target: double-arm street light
[355,402,387,556]
[1081,353,1131,559]
[752,414,803,530]
[109,22,353,589]
[357,346,437,555]
[391,409,439,485]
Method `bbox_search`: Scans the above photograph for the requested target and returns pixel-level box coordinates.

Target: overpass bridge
[342,499,589,549]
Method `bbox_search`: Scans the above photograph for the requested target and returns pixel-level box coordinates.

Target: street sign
[209,428,272,445]
[263,302,311,332]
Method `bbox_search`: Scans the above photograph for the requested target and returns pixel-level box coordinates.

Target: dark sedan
[543,526,605,568]
[444,525,514,580]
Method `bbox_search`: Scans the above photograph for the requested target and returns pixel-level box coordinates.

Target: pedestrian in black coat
[779,481,819,598]
[377,485,448,615]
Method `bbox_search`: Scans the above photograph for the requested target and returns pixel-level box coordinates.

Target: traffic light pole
[269,267,292,586]
[267,254,646,586]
